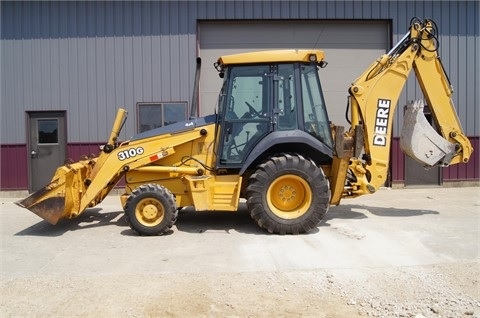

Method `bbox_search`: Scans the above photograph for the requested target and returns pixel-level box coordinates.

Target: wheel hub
[280,186,296,202]
[267,174,312,219]
[142,204,159,220]
[135,198,165,226]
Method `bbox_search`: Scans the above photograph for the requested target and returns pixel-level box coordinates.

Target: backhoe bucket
[15,159,93,224]
[400,100,456,167]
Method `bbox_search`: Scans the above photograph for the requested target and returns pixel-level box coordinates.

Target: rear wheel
[125,184,178,236]
[246,154,330,234]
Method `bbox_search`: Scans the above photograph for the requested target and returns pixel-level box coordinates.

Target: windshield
[300,64,333,148]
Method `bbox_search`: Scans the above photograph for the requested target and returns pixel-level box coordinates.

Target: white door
[198,20,389,127]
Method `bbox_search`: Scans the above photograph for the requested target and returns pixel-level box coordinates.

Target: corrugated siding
[443,137,480,180]
[382,1,479,138]
[0,1,478,189]
[0,1,480,143]
[391,137,480,182]
[0,145,28,190]
[1,1,478,143]
[1,1,197,143]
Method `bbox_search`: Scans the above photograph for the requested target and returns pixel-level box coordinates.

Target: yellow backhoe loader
[17,18,472,235]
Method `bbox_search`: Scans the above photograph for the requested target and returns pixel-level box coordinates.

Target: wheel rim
[267,174,312,219]
[135,198,165,227]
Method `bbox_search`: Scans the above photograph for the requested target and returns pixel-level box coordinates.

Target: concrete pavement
[1,187,479,277]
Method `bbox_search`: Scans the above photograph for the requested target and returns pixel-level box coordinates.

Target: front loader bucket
[400,100,456,167]
[15,160,93,225]
[16,181,67,224]
[16,108,128,225]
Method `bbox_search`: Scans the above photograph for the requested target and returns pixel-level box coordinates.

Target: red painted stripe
[0,139,478,190]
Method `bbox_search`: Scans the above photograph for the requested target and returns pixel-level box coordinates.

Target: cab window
[277,64,298,130]
[300,65,333,148]
[219,65,271,165]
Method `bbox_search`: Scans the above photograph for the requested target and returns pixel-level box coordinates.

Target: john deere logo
[373,99,391,146]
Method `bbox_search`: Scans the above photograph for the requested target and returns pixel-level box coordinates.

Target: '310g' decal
[118,147,144,161]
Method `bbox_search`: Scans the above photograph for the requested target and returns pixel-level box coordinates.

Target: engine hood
[129,114,217,142]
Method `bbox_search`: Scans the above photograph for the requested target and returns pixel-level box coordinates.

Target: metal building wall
[1,1,197,143]
[1,1,478,142]
[1,1,478,189]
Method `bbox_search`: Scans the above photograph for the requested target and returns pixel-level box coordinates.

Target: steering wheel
[245,101,261,117]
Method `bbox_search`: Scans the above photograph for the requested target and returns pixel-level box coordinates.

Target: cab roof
[217,49,325,66]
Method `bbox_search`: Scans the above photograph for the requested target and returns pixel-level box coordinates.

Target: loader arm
[78,127,207,213]
[330,18,473,204]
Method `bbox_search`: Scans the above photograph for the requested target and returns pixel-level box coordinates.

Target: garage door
[198,20,389,127]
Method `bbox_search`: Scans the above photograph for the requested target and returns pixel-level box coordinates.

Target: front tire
[124,184,178,236]
[246,154,330,234]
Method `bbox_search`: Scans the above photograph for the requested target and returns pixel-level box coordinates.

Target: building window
[37,119,59,144]
[137,102,188,133]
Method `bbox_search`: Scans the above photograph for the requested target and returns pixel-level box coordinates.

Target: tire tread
[246,153,330,235]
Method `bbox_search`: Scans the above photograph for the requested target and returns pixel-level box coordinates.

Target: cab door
[27,111,67,192]
[217,65,272,167]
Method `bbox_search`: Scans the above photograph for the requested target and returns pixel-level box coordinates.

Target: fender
[239,130,333,175]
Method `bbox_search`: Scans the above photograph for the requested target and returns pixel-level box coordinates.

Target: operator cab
[214,50,333,169]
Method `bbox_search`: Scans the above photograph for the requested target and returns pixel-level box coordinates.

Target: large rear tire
[124,184,178,236]
[246,154,330,234]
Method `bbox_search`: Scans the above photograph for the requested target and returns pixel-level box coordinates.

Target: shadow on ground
[174,203,265,235]
[15,202,439,237]
[15,208,127,237]
[324,203,439,222]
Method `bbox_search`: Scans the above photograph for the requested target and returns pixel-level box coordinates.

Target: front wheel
[246,154,330,234]
[124,184,178,236]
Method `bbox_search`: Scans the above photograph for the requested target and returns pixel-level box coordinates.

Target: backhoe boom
[330,18,472,204]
